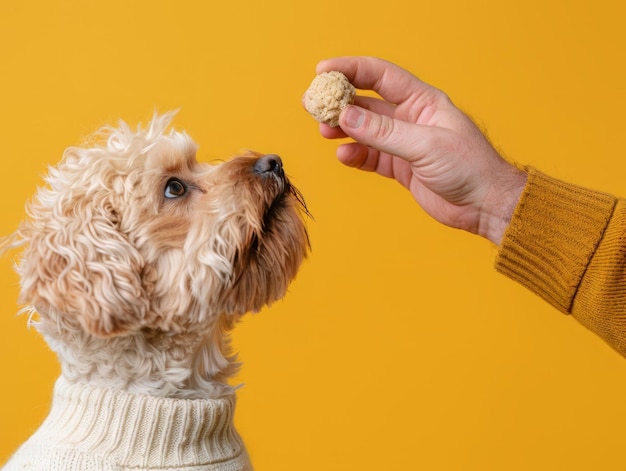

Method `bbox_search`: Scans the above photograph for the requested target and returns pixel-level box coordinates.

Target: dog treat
[304,71,356,127]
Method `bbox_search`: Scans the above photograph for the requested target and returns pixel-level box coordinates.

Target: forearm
[494,168,626,356]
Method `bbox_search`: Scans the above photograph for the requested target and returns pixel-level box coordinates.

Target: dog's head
[10,112,309,374]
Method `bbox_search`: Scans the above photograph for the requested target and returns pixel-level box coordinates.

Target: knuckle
[368,114,395,145]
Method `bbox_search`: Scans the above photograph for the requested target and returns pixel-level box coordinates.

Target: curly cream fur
[3,111,309,399]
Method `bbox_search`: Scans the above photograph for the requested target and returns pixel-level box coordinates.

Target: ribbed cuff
[495,168,616,313]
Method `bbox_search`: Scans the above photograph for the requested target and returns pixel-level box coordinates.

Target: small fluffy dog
[1,112,309,470]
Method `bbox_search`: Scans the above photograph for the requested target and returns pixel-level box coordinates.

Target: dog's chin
[222,190,309,315]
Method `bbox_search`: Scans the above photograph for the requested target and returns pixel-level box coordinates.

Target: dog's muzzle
[251,153,311,220]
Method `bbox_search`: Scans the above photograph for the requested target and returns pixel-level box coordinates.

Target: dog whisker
[288,183,313,220]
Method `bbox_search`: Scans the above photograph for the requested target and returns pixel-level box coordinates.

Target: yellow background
[2,1,626,469]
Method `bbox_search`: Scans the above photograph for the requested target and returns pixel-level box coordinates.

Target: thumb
[339,105,436,162]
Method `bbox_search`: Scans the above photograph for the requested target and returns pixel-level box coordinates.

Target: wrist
[478,164,528,245]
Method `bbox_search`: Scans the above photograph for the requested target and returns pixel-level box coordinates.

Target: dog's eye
[164,178,187,198]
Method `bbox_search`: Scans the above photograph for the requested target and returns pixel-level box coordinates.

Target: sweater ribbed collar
[35,376,249,469]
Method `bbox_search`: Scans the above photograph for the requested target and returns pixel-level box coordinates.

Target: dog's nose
[254,154,284,177]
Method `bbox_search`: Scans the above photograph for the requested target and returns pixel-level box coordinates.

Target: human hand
[314,56,527,245]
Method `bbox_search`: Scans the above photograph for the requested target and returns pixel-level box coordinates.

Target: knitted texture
[569,198,626,354]
[495,167,626,356]
[2,377,251,470]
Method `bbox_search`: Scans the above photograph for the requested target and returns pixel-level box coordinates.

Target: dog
[1,111,309,470]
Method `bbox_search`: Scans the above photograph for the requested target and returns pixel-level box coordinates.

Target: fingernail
[343,105,364,129]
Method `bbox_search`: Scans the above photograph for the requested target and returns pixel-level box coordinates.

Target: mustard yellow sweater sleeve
[495,167,626,357]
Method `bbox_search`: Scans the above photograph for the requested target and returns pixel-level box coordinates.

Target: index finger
[316,56,432,106]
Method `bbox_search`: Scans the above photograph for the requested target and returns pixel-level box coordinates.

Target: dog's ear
[17,199,150,337]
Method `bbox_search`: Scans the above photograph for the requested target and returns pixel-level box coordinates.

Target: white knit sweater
[2,377,251,470]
